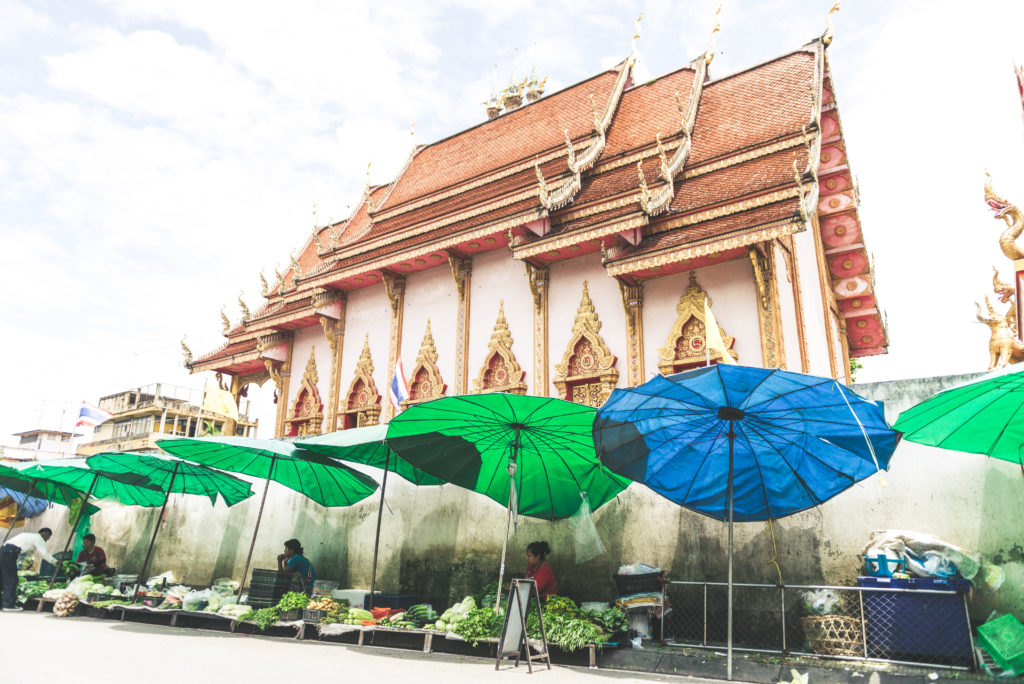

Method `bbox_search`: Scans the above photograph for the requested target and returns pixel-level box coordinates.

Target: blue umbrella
[593,364,899,679]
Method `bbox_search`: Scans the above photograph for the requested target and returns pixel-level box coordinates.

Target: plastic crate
[977,614,1024,673]
[856,576,972,663]
[303,608,326,622]
[863,554,907,577]
[366,593,418,609]
[278,609,302,621]
[613,572,662,595]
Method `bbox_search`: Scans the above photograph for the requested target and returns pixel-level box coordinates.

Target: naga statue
[976,296,1024,369]
[985,171,1024,259]
[993,266,1015,304]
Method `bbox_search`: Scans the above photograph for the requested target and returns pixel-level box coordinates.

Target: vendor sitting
[277,539,316,595]
[525,540,557,600]
[76,534,108,576]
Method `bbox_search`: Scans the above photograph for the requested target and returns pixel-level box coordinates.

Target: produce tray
[304,609,327,622]
[279,609,303,621]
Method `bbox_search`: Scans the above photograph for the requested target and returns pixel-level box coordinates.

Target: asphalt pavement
[0,610,727,684]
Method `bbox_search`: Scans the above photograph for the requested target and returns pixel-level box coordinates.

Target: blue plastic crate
[857,576,972,664]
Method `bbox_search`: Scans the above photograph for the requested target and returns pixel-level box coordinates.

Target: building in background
[76,382,259,457]
[1,429,80,461]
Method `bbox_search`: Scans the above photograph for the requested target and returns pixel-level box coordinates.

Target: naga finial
[313,229,324,252]
[181,335,193,368]
[822,2,840,47]
[274,264,285,294]
[993,266,1016,304]
[289,251,303,279]
[630,12,643,54]
[705,5,722,66]
[220,306,231,335]
[985,170,1024,260]
[259,269,269,298]
[238,291,251,321]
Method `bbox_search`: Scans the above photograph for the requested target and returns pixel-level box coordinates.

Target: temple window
[553,282,618,407]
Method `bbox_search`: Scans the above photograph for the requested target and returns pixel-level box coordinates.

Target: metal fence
[660,581,977,670]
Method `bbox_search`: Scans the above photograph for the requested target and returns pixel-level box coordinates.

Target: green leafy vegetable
[543,595,580,618]
[452,607,503,646]
[276,592,309,612]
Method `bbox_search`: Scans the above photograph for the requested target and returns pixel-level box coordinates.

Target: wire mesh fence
[660,581,976,670]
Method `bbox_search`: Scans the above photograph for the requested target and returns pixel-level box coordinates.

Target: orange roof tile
[603,67,696,157]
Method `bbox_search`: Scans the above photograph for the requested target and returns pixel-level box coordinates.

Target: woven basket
[800,615,864,657]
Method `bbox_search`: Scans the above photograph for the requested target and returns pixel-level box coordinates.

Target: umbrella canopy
[894,365,1024,464]
[298,425,445,486]
[86,452,254,506]
[594,365,899,522]
[593,364,900,680]
[0,463,96,511]
[155,437,378,507]
[14,459,166,507]
[387,393,631,519]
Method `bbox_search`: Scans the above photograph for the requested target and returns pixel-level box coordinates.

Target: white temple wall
[401,266,458,395]
[286,324,333,409]
[775,243,802,372]
[548,254,626,395]
[794,224,832,377]
[642,259,763,372]
[467,249,532,390]
[338,285,392,406]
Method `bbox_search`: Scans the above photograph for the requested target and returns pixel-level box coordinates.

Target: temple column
[749,244,786,369]
[268,340,293,437]
[526,264,549,396]
[320,297,347,433]
[618,279,645,386]
[450,256,472,395]
[778,236,810,373]
[382,274,407,422]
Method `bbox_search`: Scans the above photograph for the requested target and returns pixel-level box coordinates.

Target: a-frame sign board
[495,578,551,673]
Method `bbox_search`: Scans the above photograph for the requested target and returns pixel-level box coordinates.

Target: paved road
[1,611,726,683]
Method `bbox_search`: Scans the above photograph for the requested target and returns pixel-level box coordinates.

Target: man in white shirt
[1,527,55,610]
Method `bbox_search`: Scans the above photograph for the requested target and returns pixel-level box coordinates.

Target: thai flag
[388,358,410,413]
[76,401,113,428]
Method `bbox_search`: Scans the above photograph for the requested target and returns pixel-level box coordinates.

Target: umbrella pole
[495,427,521,613]
[368,449,391,610]
[132,462,180,602]
[1,478,38,547]
[727,420,735,682]
[48,473,99,592]
[239,457,275,598]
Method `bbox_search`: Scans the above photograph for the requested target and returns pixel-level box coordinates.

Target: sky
[2,0,1024,443]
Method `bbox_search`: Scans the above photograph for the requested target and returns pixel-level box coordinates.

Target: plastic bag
[213,577,240,593]
[146,571,175,589]
[182,589,210,612]
[572,494,607,564]
[801,589,842,615]
[617,563,661,575]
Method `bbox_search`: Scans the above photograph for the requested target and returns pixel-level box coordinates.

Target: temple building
[188,20,886,438]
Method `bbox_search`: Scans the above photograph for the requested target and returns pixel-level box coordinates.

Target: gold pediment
[403,320,447,406]
[285,347,324,436]
[471,302,527,395]
[658,272,737,373]
[341,335,381,427]
[553,281,618,406]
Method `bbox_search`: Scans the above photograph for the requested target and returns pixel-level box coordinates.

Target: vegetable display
[434,595,476,632]
[451,607,504,646]
[53,591,79,617]
[16,580,50,604]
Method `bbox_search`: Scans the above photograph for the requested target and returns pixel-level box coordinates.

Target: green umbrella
[155,436,378,594]
[14,459,167,591]
[894,365,1024,465]
[387,393,632,607]
[298,424,445,606]
[86,452,255,598]
[0,464,98,546]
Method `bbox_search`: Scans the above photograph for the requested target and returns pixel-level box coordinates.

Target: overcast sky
[2,0,1024,443]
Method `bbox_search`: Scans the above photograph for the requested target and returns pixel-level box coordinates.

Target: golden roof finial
[312,199,318,227]
[705,5,722,66]
[181,335,193,368]
[631,12,643,53]
[259,269,269,298]
[238,291,251,321]
[822,2,840,47]
[220,306,231,335]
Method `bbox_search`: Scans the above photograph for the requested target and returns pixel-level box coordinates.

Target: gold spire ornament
[220,306,231,335]
[705,6,722,66]
[259,269,269,298]
[289,251,303,279]
[821,2,840,47]
[274,264,285,295]
[238,291,251,321]
[313,229,324,252]
[181,336,193,368]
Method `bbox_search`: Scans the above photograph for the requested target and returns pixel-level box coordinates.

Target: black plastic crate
[278,609,302,621]
[303,608,326,622]
[613,572,662,595]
